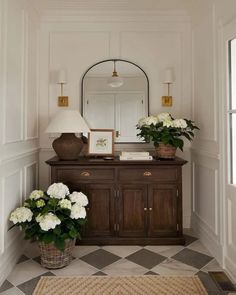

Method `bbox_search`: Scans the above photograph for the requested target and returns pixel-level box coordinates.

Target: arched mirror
[81,59,149,143]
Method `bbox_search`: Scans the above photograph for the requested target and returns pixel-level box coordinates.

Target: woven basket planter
[38,239,75,269]
[155,143,176,159]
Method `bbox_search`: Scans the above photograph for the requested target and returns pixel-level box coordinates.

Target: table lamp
[45,110,90,160]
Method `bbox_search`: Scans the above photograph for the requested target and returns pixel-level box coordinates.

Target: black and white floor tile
[0,232,235,295]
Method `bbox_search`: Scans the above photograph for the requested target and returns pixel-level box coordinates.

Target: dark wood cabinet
[118,184,148,238]
[46,156,187,245]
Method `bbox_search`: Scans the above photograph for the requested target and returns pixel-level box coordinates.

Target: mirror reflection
[82,59,149,143]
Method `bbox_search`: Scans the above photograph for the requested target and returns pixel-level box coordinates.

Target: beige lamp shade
[45,110,90,160]
[45,110,90,134]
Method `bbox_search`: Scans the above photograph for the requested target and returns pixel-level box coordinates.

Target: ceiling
[32,0,192,14]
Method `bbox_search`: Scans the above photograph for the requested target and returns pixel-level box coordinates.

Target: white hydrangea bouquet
[137,113,199,151]
[9,183,88,251]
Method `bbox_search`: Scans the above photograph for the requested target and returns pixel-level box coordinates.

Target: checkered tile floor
[0,232,234,295]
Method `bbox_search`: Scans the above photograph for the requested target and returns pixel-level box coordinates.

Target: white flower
[47,183,70,199]
[157,113,171,122]
[10,207,33,224]
[162,119,174,128]
[37,213,61,231]
[59,199,72,210]
[138,116,158,127]
[36,199,45,208]
[70,204,86,219]
[69,192,88,207]
[36,213,44,223]
[172,119,187,129]
[29,190,44,200]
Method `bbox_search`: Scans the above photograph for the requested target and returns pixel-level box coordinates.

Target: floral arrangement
[137,113,199,150]
[9,183,88,251]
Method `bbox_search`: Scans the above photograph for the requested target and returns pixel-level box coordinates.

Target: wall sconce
[162,68,174,107]
[57,69,69,107]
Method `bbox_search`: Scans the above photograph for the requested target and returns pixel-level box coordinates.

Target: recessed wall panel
[3,170,22,249]
[4,2,23,143]
[24,162,37,199]
[193,163,217,233]
[26,15,38,140]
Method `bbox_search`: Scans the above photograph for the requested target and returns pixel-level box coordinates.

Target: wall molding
[41,10,191,23]
[192,161,219,235]
[24,161,38,197]
[191,148,220,160]
[0,234,25,286]
[225,256,236,282]
[192,212,223,264]
[1,147,39,165]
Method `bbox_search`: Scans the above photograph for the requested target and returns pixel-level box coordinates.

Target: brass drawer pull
[86,207,90,211]
[80,171,90,177]
[143,171,152,177]
[149,207,153,211]
[144,207,147,211]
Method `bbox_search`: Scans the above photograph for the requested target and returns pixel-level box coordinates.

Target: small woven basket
[38,239,75,269]
[155,143,176,159]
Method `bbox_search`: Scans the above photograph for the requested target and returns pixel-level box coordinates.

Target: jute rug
[33,275,207,295]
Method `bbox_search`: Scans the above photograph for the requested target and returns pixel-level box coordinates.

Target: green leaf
[42,233,54,244]
[53,226,61,236]
[69,227,78,238]
[55,238,65,251]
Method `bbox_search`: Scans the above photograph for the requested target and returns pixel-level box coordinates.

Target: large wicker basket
[38,239,75,269]
[155,143,176,159]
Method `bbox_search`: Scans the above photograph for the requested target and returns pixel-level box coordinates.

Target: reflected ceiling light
[107,60,124,88]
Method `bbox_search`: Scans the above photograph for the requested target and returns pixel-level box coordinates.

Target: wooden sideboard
[46,156,187,245]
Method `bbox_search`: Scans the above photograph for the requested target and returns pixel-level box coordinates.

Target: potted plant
[137,112,199,158]
[9,183,88,269]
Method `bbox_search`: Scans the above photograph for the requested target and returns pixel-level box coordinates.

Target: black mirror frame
[81,58,149,118]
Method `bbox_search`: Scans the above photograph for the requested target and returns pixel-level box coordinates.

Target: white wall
[190,0,236,280]
[0,0,39,285]
[38,10,193,228]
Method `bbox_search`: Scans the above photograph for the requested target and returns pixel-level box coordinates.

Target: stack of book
[119,151,153,161]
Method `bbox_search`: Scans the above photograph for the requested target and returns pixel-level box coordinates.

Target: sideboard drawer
[56,168,115,182]
[118,167,178,182]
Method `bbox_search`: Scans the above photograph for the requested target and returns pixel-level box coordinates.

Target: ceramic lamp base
[52,133,83,160]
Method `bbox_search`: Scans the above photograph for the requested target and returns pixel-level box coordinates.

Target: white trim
[191,148,220,160]
[1,148,39,165]
[192,213,223,264]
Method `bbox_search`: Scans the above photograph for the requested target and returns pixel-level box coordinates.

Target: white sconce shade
[45,110,90,134]
[164,68,174,84]
[57,69,67,84]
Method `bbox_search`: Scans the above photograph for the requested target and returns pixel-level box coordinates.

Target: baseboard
[183,215,191,228]
[192,213,223,264]
[225,256,236,282]
[0,235,26,286]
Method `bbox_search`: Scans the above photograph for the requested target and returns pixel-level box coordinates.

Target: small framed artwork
[88,129,115,156]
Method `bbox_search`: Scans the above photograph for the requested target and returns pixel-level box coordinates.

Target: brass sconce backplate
[162,96,172,107]
[58,96,69,107]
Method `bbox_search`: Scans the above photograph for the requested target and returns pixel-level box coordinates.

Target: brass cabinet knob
[143,171,152,177]
[149,207,153,211]
[80,171,90,177]
[144,207,147,211]
[86,207,90,211]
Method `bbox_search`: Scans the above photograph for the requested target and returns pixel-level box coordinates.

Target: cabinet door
[148,184,179,237]
[115,93,145,143]
[118,184,148,237]
[83,184,115,238]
